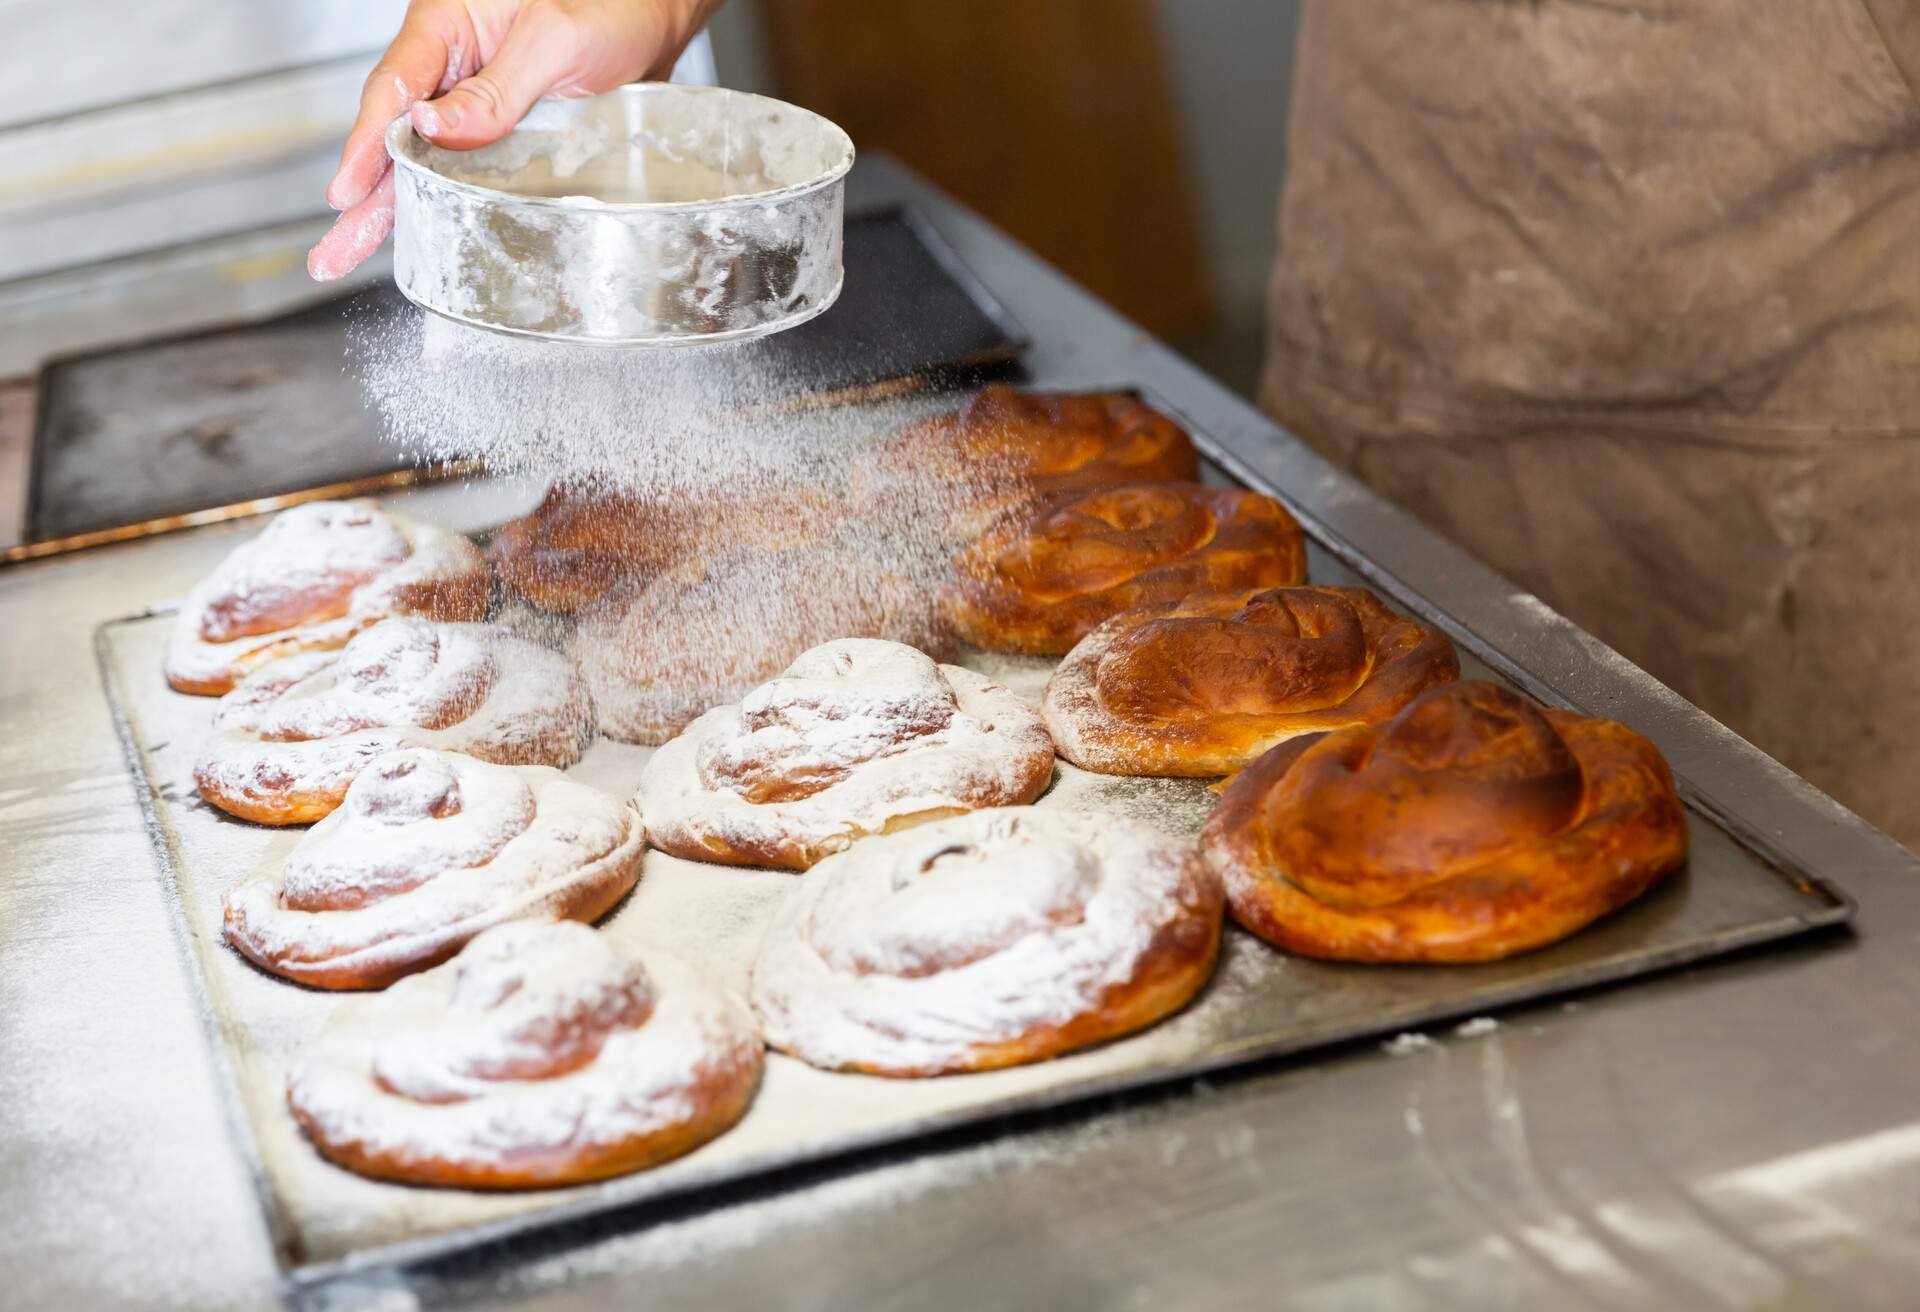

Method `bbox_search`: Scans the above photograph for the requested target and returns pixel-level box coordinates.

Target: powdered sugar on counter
[1381,1016,1503,1056]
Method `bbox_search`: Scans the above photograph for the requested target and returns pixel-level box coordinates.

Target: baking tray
[14,205,1023,563]
[25,281,420,544]
[95,402,1850,1289]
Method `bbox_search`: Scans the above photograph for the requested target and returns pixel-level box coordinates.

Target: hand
[309,0,720,282]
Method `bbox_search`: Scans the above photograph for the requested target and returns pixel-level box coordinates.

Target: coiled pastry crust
[1044,586,1458,777]
[195,618,594,826]
[945,481,1308,656]
[641,639,1055,871]
[289,921,763,1188]
[1202,680,1689,963]
[224,749,644,989]
[574,545,955,746]
[165,500,488,696]
[854,386,1201,538]
[752,807,1223,1076]
[491,481,844,614]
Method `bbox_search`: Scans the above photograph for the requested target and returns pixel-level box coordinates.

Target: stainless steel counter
[4,158,1917,1312]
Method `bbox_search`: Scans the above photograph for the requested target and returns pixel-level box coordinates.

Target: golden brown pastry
[1044,586,1458,777]
[289,921,763,1188]
[945,481,1308,656]
[855,386,1201,537]
[223,748,644,989]
[1202,680,1689,963]
[165,500,489,696]
[641,638,1055,870]
[574,545,955,745]
[195,617,594,826]
[491,481,844,613]
[751,807,1222,1076]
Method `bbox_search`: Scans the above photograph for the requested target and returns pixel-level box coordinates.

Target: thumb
[412,10,579,149]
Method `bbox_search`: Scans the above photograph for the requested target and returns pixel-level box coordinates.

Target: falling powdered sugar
[347,302,1012,749]
[347,303,969,511]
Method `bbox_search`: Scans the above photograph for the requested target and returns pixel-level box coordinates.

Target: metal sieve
[385,84,854,346]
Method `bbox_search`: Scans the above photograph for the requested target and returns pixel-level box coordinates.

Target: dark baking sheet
[763,204,1027,394]
[27,283,411,542]
[25,206,1024,545]
[93,394,1849,1288]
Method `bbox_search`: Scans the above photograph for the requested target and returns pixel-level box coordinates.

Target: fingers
[308,169,397,283]
[315,0,716,281]
[330,11,463,212]
[412,7,582,150]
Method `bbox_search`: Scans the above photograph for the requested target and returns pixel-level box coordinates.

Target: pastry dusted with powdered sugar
[195,617,594,825]
[289,921,762,1188]
[224,748,644,989]
[639,639,1056,871]
[165,499,489,696]
[751,807,1224,1076]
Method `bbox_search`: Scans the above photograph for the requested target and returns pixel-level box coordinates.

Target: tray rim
[23,283,416,549]
[92,389,1854,1291]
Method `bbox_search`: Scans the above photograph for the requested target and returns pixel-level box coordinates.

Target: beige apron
[1264,0,1920,847]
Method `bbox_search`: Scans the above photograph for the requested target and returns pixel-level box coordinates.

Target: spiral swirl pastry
[944,482,1308,656]
[1044,586,1458,777]
[491,480,845,613]
[195,617,594,825]
[165,499,489,696]
[288,921,763,1188]
[642,639,1055,871]
[574,545,955,745]
[854,387,1201,538]
[223,748,644,989]
[1202,680,1689,963]
[751,807,1223,1076]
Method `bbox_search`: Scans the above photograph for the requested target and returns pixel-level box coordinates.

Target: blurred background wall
[0,0,1300,389]
[720,0,1301,392]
